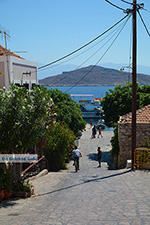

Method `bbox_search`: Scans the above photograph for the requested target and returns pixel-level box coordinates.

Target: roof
[0,45,25,59]
[119,104,150,124]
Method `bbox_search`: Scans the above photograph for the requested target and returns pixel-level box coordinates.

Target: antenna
[0,30,11,49]
[0,29,11,82]
[13,51,27,54]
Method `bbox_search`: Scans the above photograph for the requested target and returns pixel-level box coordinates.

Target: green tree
[101,83,132,124]
[101,83,150,124]
[48,89,86,135]
[0,85,54,154]
[0,84,55,181]
[101,83,150,165]
[43,122,75,171]
[138,84,150,108]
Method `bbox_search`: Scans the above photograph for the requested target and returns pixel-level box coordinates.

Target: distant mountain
[39,65,150,86]
[38,63,77,79]
[100,63,150,75]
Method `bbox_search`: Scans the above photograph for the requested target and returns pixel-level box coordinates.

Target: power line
[128,27,132,82]
[138,10,150,37]
[38,14,128,70]
[48,17,130,87]
[120,0,133,5]
[39,26,120,73]
[64,15,131,93]
[143,8,150,14]
[39,22,124,73]
[48,25,123,87]
[105,0,125,11]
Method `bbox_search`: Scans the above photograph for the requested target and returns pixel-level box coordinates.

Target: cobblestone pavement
[0,124,150,225]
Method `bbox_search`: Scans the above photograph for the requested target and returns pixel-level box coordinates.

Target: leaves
[101,83,150,124]
[44,122,75,171]
[48,88,86,135]
[0,84,55,154]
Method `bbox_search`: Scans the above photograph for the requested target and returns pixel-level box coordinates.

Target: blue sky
[1,0,150,79]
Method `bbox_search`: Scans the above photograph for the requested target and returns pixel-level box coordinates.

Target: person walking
[97,147,102,167]
[92,125,97,138]
[90,119,93,128]
[97,127,103,138]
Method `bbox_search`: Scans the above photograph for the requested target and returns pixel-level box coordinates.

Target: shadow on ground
[87,152,114,169]
[33,169,131,198]
[0,198,19,209]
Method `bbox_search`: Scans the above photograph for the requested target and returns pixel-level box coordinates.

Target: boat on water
[80,99,103,119]
[70,94,103,119]
[96,119,105,130]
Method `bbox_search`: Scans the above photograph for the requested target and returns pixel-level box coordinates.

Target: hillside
[39,65,150,86]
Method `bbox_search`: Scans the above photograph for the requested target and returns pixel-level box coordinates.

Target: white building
[0,45,38,90]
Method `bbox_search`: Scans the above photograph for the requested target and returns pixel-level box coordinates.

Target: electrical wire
[120,0,133,5]
[138,10,150,37]
[38,14,128,70]
[48,26,123,87]
[129,28,132,68]
[47,17,130,87]
[105,0,125,11]
[143,8,150,14]
[128,27,132,83]
[64,15,131,93]
[39,20,125,73]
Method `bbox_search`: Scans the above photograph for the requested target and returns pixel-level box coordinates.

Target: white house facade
[0,45,38,90]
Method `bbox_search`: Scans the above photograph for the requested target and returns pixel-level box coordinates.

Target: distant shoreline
[41,84,116,87]
[39,65,150,86]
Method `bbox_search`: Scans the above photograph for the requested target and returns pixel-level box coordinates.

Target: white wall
[0,56,38,90]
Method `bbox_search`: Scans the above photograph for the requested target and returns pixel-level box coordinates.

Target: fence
[134,147,150,170]
[21,156,48,180]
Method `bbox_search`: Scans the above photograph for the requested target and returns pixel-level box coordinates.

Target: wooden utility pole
[131,0,137,170]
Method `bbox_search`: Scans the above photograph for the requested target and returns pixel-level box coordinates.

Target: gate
[134,147,150,170]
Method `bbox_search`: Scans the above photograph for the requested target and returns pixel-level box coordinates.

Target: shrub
[43,122,75,171]
[110,123,120,157]
[140,139,150,148]
[0,165,13,192]
[12,180,33,192]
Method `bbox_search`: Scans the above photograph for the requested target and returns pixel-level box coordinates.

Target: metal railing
[21,156,48,180]
[134,147,150,170]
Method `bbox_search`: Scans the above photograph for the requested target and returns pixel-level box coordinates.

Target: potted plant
[2,171,13,200]
[12,180,34,198]
[0,181,4,202]
[0,166,5,201]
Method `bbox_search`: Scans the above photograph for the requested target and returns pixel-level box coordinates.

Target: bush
[110,123,120,157]
[43,122,75,171]
[0,165,13,192]
[12,180,33,192]
[140,139,150,148]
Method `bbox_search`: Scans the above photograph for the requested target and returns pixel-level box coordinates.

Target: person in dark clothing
[92,125,97,138]
[97,147,102,167]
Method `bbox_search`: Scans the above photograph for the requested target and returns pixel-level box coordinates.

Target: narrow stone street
[0,124,150,225]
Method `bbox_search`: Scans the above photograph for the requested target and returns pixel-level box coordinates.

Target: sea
[46,85,115,131]
[46,86,115,102]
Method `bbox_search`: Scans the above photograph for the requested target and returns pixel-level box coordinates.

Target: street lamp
[119,64,132,82]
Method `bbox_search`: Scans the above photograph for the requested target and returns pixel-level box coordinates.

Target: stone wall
[119,123,150,168]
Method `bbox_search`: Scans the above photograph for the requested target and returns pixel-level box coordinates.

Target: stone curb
[26,169,48,182]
